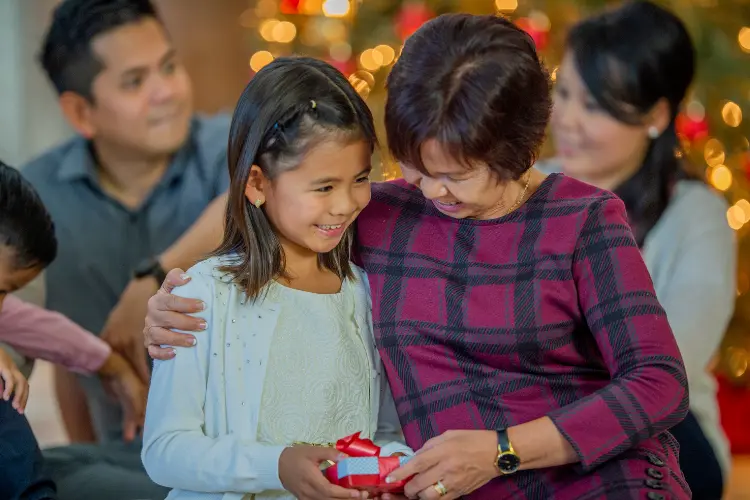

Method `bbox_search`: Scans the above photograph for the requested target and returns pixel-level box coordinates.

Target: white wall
[0,0,71,167]
[0,0,72,306]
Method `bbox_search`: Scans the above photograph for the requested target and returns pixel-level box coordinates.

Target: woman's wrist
[506,417,577,471]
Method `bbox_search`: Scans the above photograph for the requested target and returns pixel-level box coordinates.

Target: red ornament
[327,58,356,77]
[675,112,709,143]
[395,2,435,41]
[742,153,750,183]
[717,374,750,453]
[280,0,300,15]
[516,18,549,52]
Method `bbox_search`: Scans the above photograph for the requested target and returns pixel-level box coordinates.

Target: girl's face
[250,138,372,256]
[550,55,652,189]
[400,139,512,220]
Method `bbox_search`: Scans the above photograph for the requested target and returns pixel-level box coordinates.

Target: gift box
[323,432,413,495]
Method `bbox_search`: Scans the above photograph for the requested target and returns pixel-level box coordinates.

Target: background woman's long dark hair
[567,0,696,246]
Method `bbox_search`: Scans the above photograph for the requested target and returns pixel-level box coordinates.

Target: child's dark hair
[0,161,57,269]
[567,1,696,246]
[385,13,552,181]
[215,56,377,299]
[39,0,160,100]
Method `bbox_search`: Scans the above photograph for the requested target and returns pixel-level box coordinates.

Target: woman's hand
[98,352,147,442]
[385,430,499,499]
[278,445,368,500]
[0,347,28,414]
[143,268,207,361]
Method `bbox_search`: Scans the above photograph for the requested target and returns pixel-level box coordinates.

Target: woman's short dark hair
[214,57,377,300]
[0,161,57,269]
[567,0,696,245]
[385,13,552,180]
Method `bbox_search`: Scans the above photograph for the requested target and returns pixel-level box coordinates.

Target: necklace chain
[506,171,532,215]
[490,171,531,218]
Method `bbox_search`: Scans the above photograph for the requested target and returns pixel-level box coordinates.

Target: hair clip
[310,99,317,109]
[273,123,280,130]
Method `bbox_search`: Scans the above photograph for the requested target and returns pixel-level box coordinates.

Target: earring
[648,126,659,139]
[254,199,263,208]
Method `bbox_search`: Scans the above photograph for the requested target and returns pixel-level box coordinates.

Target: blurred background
[2,0,750,496]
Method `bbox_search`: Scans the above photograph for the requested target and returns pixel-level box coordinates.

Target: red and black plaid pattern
[356,174,690,499]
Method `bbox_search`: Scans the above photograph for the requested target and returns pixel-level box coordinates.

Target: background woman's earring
[648,126,659,139]
[254,199,263,208]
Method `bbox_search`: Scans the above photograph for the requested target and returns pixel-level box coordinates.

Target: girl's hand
[279,445,369,500]
[0,347,28,414]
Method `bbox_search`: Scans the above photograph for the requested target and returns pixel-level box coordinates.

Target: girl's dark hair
[567,0,696,245]
[0,161,57,269]
[385,13,552,180]
[214,56,377,300]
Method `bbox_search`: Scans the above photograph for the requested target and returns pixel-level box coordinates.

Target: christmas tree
[239,0,750,383]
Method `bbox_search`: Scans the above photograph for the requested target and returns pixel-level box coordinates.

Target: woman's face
[550,55,652,189]
[399,139,513,221]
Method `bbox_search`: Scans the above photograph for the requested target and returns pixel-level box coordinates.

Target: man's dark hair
[0,161,57,269]
[39,0,160,100]
[385,13,552,180]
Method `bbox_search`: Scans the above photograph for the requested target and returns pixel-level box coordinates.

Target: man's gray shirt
[22,114,231,336]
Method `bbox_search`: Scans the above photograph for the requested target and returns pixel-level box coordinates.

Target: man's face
[77,17,193,158]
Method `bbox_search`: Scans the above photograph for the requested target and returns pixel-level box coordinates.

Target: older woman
[142,8,688,500]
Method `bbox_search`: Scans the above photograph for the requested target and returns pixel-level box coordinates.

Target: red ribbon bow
[335,432,381,457]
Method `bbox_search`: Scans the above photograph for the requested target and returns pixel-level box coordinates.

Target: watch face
[497,453,521,474]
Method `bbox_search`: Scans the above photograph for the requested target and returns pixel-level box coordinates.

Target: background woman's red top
[356,173,690,499]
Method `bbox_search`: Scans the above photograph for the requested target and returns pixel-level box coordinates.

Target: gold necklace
[487,171,531,218]
[505,171,532,215]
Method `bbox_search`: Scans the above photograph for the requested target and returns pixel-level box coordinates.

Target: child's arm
[141,271,286,494]
[0,295,111,374]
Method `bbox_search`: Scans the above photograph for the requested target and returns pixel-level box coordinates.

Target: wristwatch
[495,429,521,475]
[133,258,167,285]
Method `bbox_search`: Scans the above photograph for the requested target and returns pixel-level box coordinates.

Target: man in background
[22,0,230,444]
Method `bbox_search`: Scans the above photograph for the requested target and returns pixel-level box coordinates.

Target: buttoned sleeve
[547,197,689,471]
[141,265,286,494]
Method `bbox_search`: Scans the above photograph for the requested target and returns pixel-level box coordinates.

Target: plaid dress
[356,174,690,499]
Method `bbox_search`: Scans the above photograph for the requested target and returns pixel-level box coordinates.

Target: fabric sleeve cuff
[78,337,113,374]
[379,441,415,457]
[251,444,287,491]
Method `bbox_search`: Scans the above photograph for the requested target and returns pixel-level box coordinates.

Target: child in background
[0,159,165,499]
[141,57,411,500]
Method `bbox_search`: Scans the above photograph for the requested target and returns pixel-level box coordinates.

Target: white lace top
[250,280,372,500]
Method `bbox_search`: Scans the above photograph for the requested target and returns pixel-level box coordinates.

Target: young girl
[141,57,411,500]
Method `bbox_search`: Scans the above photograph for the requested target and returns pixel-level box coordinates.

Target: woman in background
[545,2,733,498]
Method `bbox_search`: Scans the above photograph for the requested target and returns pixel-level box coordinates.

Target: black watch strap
[497,428,512,452]
[134,258,167,285]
